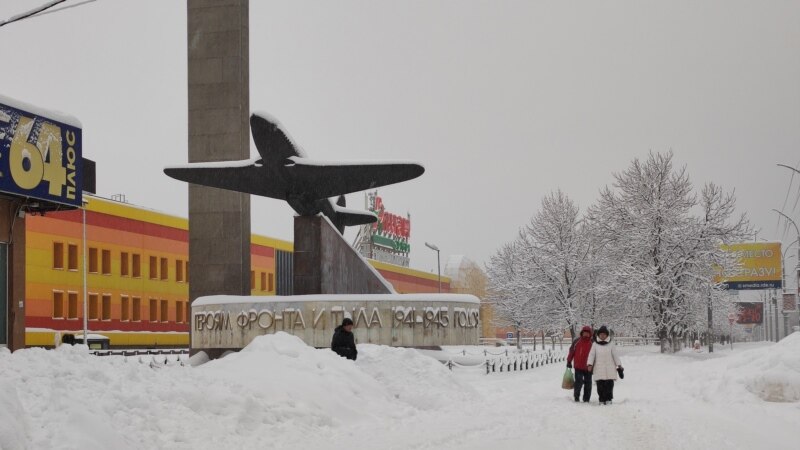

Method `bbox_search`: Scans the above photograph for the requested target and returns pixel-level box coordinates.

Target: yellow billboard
[717,242,782,290]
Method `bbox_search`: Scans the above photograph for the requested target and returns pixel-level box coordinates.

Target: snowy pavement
[1,334,799,450]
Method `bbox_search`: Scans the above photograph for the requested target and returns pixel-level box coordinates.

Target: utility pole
[773,208,799,340]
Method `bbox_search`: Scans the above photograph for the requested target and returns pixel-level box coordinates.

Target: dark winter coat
[331,326,357,361]
[567,326,594,371]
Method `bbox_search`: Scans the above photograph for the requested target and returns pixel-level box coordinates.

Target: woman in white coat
[586,326,623,405]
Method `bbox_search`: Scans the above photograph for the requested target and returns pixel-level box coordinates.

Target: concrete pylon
[187,2,251,312]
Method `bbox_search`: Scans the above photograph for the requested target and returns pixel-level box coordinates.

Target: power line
[0,0,67,28]
[0,0,99,29]
[35,0,99,19]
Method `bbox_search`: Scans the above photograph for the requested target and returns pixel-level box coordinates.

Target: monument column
[187,2,251,310]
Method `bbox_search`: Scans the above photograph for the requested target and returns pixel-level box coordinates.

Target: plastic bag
[562,368,574,389]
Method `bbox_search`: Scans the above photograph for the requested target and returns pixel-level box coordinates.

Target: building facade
[24,195,449,348]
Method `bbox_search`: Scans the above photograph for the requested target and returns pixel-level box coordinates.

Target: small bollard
[448,360,453,371]
[486,360,490,375]
[484,349,488,356]
[463,350,466,356]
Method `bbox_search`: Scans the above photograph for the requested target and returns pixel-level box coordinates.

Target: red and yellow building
[25,195,449,348]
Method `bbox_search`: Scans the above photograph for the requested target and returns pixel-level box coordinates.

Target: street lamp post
[773,209,799,338]
[776,163,800,290]
[424,242,441,293]
[82,202,88,345]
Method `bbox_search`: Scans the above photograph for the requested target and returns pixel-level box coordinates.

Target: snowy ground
[1,334,799,450]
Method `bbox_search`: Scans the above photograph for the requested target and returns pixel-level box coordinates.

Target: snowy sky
[0,1,798,283]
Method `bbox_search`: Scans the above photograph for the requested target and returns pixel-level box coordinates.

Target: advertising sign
[783,293,797,312]
[717,243,782,290]
[354,192,412,267]
[0,96,82,208]
[735,302,763,325]
[370,194,411,252]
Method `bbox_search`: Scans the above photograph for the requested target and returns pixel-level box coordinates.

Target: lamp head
[425,242,439,252]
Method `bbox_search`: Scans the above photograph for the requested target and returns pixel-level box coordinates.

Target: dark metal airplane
[164,113,425,234]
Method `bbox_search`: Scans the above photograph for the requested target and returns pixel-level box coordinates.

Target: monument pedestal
[293,215,393,295]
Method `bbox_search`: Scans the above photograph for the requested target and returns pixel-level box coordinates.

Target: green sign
[372,235,410,253]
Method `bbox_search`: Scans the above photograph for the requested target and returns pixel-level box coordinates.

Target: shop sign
[0,96,82,208]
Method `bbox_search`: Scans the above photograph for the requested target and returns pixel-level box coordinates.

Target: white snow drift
[1,333,799,450]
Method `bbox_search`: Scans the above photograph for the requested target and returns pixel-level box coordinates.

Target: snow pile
[738,332,800,402]
[200,332,398,424]
[0,348,29,450]
[0,333,472,449]
[356,344,477,410]
[678,333,800,403]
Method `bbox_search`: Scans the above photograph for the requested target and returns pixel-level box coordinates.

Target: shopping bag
[562,368,574,389]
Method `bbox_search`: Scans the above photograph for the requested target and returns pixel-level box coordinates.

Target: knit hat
[342,318,354,326]
[597,325,610,336]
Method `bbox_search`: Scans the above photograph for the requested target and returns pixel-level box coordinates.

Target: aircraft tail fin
[330,198,376,234]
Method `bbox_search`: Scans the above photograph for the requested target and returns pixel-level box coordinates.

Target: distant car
[70,334,110,350]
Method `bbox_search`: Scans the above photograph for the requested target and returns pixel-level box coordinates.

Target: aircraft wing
[286,157,425,199]
[163,160,288,199]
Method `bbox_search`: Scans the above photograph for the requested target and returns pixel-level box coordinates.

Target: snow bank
[739,332,800,402]
[0,333,473,449]
[0,347,29,450]
[356,344,477,410]
[678,332,800,403]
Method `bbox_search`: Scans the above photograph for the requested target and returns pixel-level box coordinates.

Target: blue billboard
[0,96,82,208]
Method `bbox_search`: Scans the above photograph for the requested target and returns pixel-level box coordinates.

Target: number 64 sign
[0,96,82,208]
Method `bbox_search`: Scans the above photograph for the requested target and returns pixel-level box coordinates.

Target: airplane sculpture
[164,113,425,234]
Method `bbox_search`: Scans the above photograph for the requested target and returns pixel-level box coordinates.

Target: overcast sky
[0,1,798,284]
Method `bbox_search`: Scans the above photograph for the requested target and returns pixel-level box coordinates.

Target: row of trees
[486,152,750,353]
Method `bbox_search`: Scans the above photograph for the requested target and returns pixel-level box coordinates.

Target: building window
[121,296,130,321]
[68,244,78,270]
[260,272,267,291]
[88,247,98,273]
[121,252,130,276]
[88,294,99,320]
[149,299,158,322]
[53,242,64,269]
[176,301,184,324]
[176,260,184,282]
[102,294,111,320]
[185,261,189,282]
[67,292,78,319]
[161,299,169,322]
[149,256,158,279]
[53,291,64,318]
[185,301,190,324]
[132,297,141,321]
[268,273,274,292]
[160,258,168,281]
[132,254,141,278]
[251,271,255,290]
[101,250,111,275]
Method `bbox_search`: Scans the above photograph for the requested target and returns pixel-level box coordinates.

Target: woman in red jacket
[566,325,594,402]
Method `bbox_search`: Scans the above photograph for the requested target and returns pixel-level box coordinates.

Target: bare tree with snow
[586,152,750,352]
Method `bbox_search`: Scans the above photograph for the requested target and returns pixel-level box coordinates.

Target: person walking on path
[586,326,623,405]
[567,325,594,402]
[331,318,358,361]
